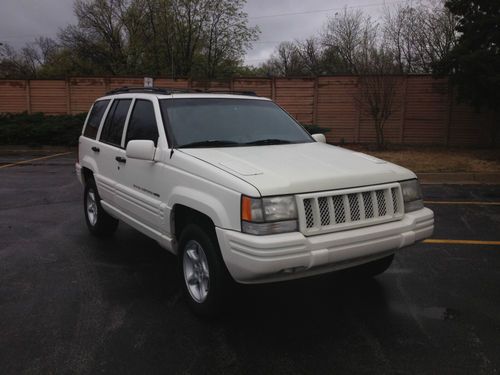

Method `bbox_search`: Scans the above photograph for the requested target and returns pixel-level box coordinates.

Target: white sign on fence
[144,77,154,88]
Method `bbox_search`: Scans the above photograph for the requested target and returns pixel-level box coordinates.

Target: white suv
[76,87,434,314]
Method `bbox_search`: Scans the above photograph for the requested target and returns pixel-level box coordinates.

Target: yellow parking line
[424,239,500,246]
[0,152,72,170]
[424,201,500,206]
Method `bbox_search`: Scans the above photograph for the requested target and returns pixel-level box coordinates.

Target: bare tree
[414,1,458,71]
[54,0,257,77]
[0,40,57,78]
[57,0,130,74]
[34,37,60,64]
[384,1,457,73]
[0,43,28,78]
[321,8,378,74]
[201,0,259,78]
[356,48,400,150]
[260,41,306,77]
[383,4,419,72]
[295,37,324,76]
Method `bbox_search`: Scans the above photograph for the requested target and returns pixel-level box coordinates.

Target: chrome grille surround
[297,183,404,236]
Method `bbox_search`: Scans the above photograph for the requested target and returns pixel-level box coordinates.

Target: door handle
[115,156,126,163]
[91,146,100,152]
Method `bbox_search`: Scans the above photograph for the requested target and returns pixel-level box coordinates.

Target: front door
[114,99,164,231]
[96,98,132,206]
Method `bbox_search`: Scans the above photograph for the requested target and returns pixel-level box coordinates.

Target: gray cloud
[0,0,76,46]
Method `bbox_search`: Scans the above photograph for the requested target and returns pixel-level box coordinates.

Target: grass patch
[345,145,500,173]
[0,112,87,147]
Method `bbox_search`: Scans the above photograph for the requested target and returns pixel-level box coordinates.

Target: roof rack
[105,86,258,97]
[200,90,258,96]
[105,86,196,96]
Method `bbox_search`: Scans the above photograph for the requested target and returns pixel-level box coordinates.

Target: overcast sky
[0,0,395,66]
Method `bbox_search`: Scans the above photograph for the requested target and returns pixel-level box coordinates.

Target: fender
[167,185,235,232]
[80,154,99,177]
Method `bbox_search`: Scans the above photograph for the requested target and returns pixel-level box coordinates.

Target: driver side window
[126,100,159,146]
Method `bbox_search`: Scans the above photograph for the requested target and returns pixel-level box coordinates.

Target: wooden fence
[0,76,496,146]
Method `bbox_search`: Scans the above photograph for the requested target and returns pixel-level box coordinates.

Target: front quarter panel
[167,185,239,230]
[160,150,260,234]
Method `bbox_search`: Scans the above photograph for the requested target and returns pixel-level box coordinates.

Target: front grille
[298,183,403,235]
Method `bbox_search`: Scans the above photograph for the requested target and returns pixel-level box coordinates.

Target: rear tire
[352,254,395,278]
[178,223,232,316]
[83,177,119,237]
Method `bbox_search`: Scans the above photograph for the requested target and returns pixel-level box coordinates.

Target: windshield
[159,98,313,148]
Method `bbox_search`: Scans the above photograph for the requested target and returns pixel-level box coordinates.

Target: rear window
[83,100,110,139]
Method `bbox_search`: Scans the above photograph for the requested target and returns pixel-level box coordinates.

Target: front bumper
[216,207,434,284]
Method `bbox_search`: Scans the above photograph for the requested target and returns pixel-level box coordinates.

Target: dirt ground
[344,145,500,173]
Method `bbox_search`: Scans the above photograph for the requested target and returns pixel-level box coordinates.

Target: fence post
[271,77,276,101]
[356,76,361,143]
[65,78,71,115]
[400,75,408,144]
[104,77,110,93]
[313,77,319,125]
[26,80,32,114]
[445,79,453,147]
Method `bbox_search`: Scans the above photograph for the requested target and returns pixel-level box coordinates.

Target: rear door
[80,99,111,195]
[96,98,132,205]
[114,99,164,230]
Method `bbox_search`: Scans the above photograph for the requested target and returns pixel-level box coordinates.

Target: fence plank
[30,80,67,115]
[26,80,31,114]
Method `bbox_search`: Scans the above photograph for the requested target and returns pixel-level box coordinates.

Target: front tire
[83,178,119,237]
[178,224,231,316]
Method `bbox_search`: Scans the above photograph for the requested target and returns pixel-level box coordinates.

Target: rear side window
[83,100,110,139]
[100,99,132,147]
[126,100,159,146]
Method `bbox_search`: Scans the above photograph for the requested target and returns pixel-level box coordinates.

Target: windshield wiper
[243,139,294,146]
[178,140,241,148]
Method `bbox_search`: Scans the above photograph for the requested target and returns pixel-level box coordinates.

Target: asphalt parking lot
[1,151,499,374]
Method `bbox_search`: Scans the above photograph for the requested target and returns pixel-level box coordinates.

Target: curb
[0,145,78,157]
[0,146,76,154]
[418,172,500,185]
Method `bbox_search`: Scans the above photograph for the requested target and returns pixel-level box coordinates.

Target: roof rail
[105,86,258,97]
[105,86,195,95]
[199,90,258,96]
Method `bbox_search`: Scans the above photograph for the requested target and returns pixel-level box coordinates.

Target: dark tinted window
[126,100,158,146]
[159,99,312,148]
[83,100,110,139]
[100,99,131,147]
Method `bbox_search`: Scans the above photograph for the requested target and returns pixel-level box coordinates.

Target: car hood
[180,142,416,196]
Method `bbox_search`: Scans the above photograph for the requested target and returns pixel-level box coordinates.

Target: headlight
[241,195,298,235]
[400,179,424,212]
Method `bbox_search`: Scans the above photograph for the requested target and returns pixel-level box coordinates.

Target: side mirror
[312,133,326,143]
[126,140,156,161]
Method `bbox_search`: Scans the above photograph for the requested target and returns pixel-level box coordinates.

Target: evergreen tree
[438,0,500,113]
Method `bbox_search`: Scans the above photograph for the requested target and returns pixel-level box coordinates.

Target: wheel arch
[167,187,233,236]
[170,204,217,243]
[80,155,99,183]
[81,166,94,185]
